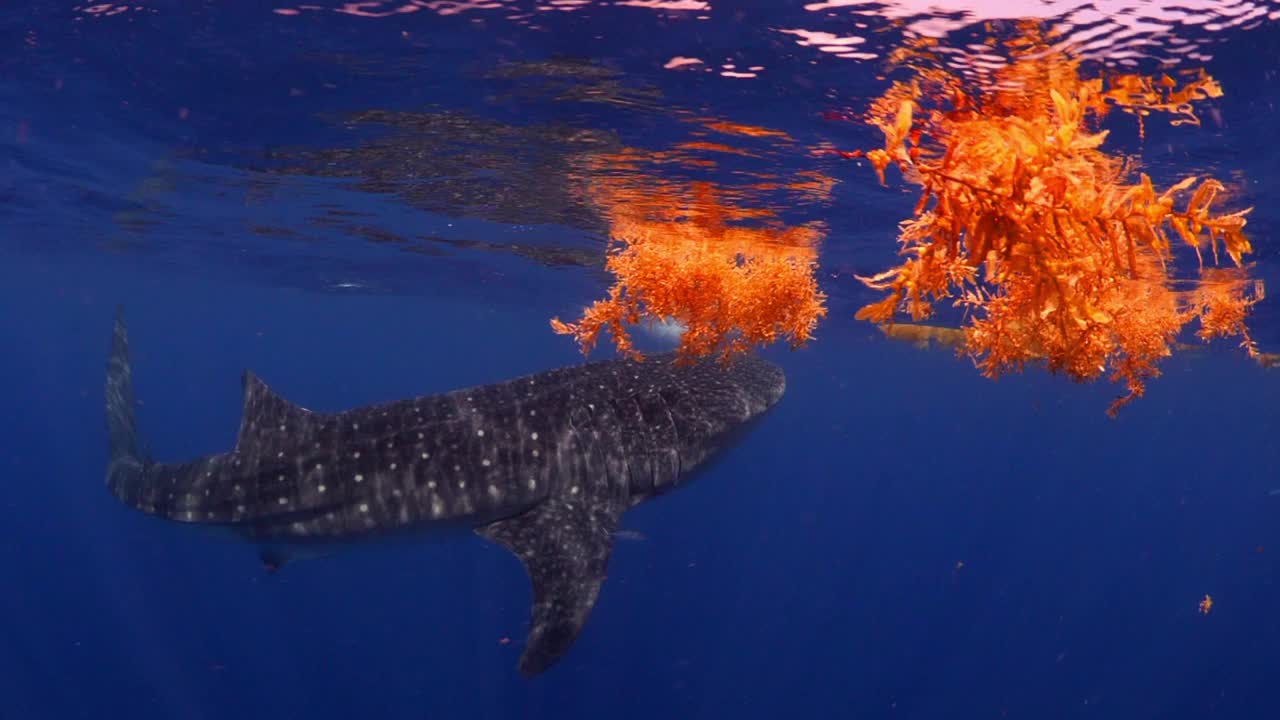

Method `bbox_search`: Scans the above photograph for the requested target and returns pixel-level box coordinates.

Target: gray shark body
[104,309,785,676]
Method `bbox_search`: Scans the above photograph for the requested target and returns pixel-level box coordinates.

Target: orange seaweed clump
[848,27,1262,415]
[552,181,828,363]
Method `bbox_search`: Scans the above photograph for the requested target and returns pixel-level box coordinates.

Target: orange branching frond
[551,286,639,359]
[845,25,1262,415]
[554,213,827,364]
[1191,268,1264,350]
[1100,69,1224,131]
[556,155,830,363]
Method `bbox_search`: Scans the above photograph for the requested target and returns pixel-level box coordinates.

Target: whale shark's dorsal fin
[236,371,313,453]
[477,496,624,677]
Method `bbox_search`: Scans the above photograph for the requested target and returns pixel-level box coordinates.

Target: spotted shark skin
[104,308,785,676]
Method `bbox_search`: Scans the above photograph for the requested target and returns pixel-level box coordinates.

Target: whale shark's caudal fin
[105,306,141,463]
[104,307,156,504]
[477,497,624,677]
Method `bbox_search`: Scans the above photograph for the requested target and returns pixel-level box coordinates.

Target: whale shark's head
[642,353,786,495]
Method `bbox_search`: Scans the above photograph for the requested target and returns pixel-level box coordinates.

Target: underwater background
[4,1,1280,717]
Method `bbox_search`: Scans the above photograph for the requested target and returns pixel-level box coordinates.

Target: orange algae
[552,181,827,363]
[847,28,1262,415]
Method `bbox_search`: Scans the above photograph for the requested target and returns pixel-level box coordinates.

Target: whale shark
[104,309,785,676]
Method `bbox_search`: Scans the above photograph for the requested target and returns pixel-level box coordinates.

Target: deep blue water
[5,1,1280,718]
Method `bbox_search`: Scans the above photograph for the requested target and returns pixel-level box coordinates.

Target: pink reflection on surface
[800,0,1276,38]
[664,56,705,69]
[615,0,709,9]
[269,0,716,18]
[788,0,1278,66]
[777,28,874,59]
[271,0,522,17]
[421,0,514,15]
[73,3,152,17]
[336,2,423,17]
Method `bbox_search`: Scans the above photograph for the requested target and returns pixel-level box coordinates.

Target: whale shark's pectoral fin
[477,497,624,677]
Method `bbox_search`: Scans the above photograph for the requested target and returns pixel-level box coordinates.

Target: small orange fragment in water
[498,636,511,645]
[1198,594,1213,614]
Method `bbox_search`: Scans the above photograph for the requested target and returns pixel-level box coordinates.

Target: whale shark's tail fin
[105,307,153,501]
[106,306,141,463]
[101,309,332,527]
